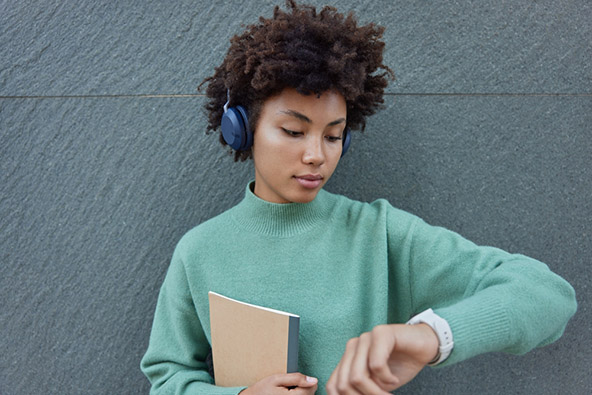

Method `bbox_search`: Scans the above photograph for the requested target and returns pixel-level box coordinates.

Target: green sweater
[141,184,576,394]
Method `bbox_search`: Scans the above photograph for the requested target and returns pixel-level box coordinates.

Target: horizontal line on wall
[387,92,592,97]
[0,94,204,99]
[0,92,590,99]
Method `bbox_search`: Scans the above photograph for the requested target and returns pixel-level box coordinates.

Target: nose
[301,135,325,166]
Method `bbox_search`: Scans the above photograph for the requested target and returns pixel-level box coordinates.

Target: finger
[335,338,364,394]
[289,384,319,395]
[367,325,400,387]
[326,361,339,394]
[270,372,318,388]
[349,332,392,395]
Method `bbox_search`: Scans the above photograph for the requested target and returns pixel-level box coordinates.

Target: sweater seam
[404,216,421,318]
[227,213,324,239]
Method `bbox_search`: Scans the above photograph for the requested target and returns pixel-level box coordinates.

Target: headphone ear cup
[341,127,352,157]
[235,106,252,151]
[221,106,251,151]
[221,107,244,150]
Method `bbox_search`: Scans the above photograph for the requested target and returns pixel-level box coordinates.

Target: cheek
[253,132,288,169]
[325,148,342,173]
[328,157,340,173]
[255,131,298,160]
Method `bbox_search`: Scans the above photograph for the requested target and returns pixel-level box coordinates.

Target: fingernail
[306,376,318,384]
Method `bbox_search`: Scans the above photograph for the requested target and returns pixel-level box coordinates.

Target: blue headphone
[221,90,351,157]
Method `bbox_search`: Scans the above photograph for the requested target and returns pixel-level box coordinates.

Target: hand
[326,324,439,394]
[240,373,318,395]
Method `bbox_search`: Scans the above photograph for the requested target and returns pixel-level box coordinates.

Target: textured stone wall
[1,1,590,393]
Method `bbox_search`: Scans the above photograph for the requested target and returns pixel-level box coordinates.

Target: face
[252,87,347,204]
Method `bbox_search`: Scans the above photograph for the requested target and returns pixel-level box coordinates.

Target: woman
[141,2,576,394]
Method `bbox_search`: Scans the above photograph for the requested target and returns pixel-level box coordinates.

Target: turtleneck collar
[230,182,337,237]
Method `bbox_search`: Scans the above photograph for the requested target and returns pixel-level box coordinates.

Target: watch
[406,308,454,365]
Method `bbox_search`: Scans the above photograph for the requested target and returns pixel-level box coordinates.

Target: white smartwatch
[406,308,454,366]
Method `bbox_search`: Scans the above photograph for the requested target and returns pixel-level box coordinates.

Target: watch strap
[406,308,454,365]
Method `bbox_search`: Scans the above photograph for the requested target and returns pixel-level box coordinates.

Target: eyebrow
[279,110,346,127]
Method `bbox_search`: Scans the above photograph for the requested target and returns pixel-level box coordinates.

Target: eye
[326,135,342,143]
[281,127,303,137]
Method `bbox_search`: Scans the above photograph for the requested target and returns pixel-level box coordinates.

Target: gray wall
[1,1,590,394]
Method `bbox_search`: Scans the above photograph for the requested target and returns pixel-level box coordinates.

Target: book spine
[286,316,299,373]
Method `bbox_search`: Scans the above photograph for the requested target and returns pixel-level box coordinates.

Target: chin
[289,189,320,204]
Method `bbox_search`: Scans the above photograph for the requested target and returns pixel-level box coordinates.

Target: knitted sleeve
[389,211,577,366]
[140,245,246,395]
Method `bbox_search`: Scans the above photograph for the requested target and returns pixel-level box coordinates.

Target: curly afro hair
[200,0,394,161]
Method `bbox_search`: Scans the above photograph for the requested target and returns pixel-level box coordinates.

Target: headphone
[221,90,351,157]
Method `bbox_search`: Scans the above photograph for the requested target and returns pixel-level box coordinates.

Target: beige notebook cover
[208,291,300,387]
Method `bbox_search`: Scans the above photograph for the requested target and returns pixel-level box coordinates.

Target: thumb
[277,373,318,388]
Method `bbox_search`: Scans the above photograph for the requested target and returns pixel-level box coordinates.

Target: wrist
[407,308,454,365]
[416,323,440,363]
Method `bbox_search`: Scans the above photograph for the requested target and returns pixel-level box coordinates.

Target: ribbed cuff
[434,292,512,366]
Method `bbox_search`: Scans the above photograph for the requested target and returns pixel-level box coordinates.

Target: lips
[294,174,323,189]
